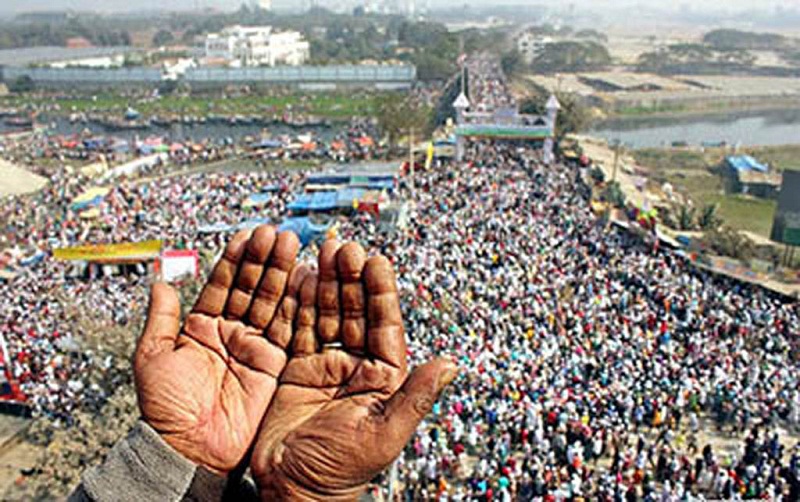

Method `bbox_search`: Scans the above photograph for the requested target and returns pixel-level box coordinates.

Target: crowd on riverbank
[0,117,384,179]
[0,57,799,500]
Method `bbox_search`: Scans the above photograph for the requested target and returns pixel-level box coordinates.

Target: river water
[589,109,800,148]
[4,109,800,149]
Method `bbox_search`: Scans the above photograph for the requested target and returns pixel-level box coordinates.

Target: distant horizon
[0,0,796,16]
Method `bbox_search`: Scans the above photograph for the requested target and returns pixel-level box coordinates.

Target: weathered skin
[134,226,305,475]
[251,241,457,500]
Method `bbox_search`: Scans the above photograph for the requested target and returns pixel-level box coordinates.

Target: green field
[1,92,390,120]
[634,145,795,237]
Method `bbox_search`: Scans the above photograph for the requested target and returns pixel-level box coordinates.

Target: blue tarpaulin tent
[197,222,234,234]
[287,192,338,212]
[278,217,331,246]
[308,191,337,211]
[726,155,768,173]
[287,193,313,212]
[336,188,366,208]
[365,179,394,191]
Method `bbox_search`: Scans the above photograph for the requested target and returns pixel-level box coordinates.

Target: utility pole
[611,140,621,184]
[459,35,466,97]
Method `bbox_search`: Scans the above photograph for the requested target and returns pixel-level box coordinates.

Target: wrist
[156,429,230,477]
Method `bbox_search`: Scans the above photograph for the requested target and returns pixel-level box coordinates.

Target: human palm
[251,241,457,500]
[134,226,306,474]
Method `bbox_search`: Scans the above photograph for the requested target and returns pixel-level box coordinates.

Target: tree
[705,228,756,262]
[678,205,696,231]
[698,203,721,230]
[602,181,626,208]
[574,29,608,43]
[519,91,591,141]
[501,50,524,77]
[376,94,432,153]
[152,29,175,47]
[703,29,786,51]
[531,41,611,73]
[413,52,455,82]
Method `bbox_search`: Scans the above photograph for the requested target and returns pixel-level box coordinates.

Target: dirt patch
[0,159,47,198]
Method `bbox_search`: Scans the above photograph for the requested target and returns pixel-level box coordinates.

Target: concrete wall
[0,64,416,90]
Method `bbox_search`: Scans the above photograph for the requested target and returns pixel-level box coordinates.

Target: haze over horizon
[0,0,795,15]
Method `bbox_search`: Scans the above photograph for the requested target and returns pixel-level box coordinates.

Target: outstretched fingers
[192,229,251,316]
[247,230,301,329]
[292,271,319,356]
[316,239,341,344]
[265,263,311,350]
[338,242,367,354]
[224,225,277,321]
[363,255,406,371]
[378,358,458,455]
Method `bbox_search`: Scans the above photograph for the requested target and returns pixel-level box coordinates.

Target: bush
[704,228,756,262]
[602,181,626,208]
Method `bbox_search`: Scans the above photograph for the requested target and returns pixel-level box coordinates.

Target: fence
[1,64,416,89]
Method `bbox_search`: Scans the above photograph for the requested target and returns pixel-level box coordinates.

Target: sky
[0,0,796,15]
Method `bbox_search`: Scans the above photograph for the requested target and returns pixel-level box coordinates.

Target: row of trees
[3,7,508,82]
[638,29,800,75]
[501,41,612,76]
[0,18,132,49]
[703,29,793,51]
[636,43,757,75]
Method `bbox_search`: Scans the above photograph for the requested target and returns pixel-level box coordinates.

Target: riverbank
[574,135,799,296]
[611,96,800,120]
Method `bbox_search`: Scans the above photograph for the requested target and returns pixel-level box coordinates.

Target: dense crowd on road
[341,58,800,500]
[0,57,799,499]
[341,141,800,501]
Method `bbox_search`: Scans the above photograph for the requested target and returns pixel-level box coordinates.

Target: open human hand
[251,240,458,500]
[134,226,307,474]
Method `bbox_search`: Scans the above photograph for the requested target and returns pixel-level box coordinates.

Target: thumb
[135,282,181,368]
[381,358,459,452]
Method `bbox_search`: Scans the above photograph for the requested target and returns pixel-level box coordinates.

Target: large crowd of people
[1,57,799,499]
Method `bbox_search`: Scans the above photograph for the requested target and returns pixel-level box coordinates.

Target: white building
[517,32,553,63]
[205,25,310,67]
[253,0,271,10]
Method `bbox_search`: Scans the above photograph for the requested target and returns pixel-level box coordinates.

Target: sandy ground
[0,159,47,198]
[0,415,39,500]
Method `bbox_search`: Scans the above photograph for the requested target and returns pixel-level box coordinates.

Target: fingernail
[438,363,460,389]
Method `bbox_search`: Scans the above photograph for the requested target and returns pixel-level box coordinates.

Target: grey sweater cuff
[81,420,197,502]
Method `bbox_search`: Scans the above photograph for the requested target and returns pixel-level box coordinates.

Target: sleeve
[67,420,256,502]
